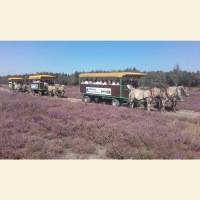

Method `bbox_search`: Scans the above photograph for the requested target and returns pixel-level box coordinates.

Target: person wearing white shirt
[102,81,107,85]
[84,79,89,84]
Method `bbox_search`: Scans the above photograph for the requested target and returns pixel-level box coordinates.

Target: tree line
[0,65,200,87]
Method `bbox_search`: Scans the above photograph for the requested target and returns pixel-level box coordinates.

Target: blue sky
[0,41,199,76]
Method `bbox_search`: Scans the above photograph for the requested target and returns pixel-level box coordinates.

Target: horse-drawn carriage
[8,77,28,92]
[28,74,65,97]
[79,72,147,107]
[79,72,189,111]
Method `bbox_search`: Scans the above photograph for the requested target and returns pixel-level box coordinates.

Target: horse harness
[149,88,156,99]
[163,87,182,100]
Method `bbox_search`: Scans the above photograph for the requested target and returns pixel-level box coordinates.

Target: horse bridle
[149,88,155,99]
[179,87,189,97]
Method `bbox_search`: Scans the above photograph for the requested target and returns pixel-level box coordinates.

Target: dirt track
[0,87,7,92]
[1,86,200,118]
[165,109,200,118]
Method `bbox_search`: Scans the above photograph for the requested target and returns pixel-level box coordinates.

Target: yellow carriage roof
[79,72,147,78]
[8,77,24,81]
[28,75,57,80]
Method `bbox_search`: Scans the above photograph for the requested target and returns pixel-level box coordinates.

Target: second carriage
[28,74,65,97]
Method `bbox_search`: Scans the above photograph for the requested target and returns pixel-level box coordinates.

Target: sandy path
[165,109,200,118]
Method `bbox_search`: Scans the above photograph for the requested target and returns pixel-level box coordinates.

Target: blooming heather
[0,88,200,159]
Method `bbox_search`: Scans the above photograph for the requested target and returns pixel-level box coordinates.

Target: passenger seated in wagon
[93,80,97,84]
[84,79,89,84]
[102,80,108,85]
[108,80,112,85]
[95,80,99,85]
[32,79,40,83]
[111,80,119,85]
[88,79,93,84]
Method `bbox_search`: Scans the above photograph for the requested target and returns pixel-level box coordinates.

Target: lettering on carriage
[86,87,111,95]
[31,84,39,89]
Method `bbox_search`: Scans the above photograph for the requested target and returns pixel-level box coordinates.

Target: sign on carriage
[31,84,39,89]
[86,87,111,95]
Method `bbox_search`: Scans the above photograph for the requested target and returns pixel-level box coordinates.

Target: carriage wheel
[58,92,62,98]
[83,96,91,103]
[111,99,120,107]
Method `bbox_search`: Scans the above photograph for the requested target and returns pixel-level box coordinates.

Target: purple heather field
[0,85,200,159]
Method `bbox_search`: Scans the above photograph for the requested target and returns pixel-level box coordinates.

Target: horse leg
[174,100,178,111]
[156,98,163,111]
[161,99,167,112]
[157,101,160,109]
[171,99,176,112]
[159,100,163,111]
[125,101,129,108]
[146,93,151,111]
[147,99,151,111]
[171,100,174,112]
[129,100,135,109]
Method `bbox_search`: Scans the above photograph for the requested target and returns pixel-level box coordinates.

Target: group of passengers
[31,80,40,83]
[9,81,24,92]
[81,79,139,89]
[10,81,24,87]
[31,79,54,85]
[9,81,22,85]
[81,79,120,85]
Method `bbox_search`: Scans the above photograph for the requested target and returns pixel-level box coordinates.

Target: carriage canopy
[8,77,24,81]
[28,75,57,80]
[79,72,147,78]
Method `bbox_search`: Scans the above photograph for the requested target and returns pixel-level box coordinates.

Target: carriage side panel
[80,84,121,97]
[122,85,129,98]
